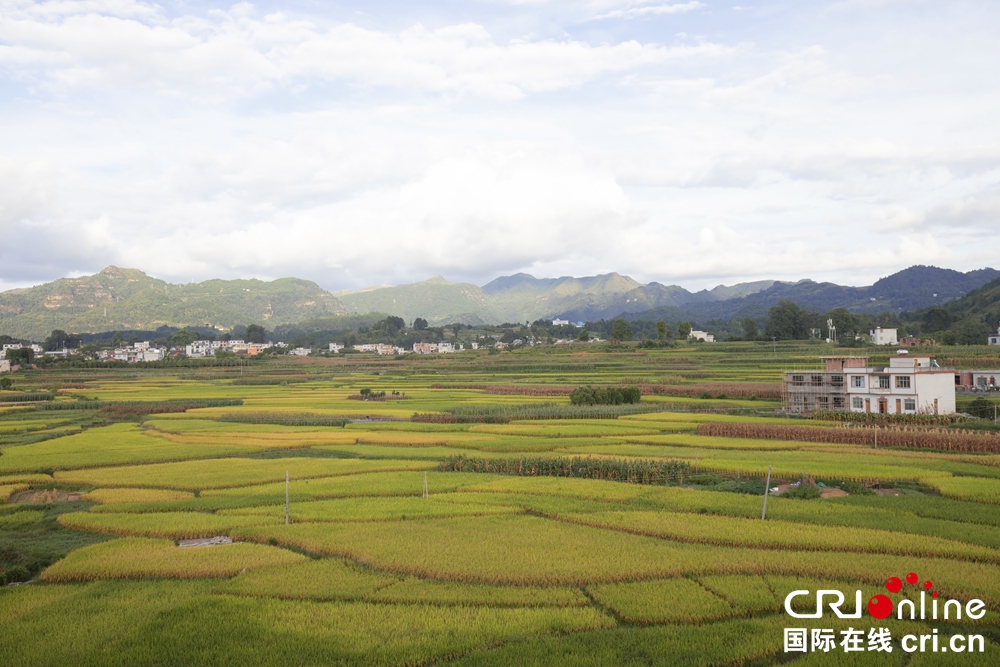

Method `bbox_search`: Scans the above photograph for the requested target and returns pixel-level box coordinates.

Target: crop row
[558,510,1000,563]
[58,511,283,539]
[697,421,1000,452]
[0,579,614,667]
[811,410,957,425]
[40,537,307,582]
[438,455,690,485]
[0,393,55,403]
[54,457,436,490]
[430,384,575,396]
[83,488,195,504]
[219,496,519,523]
[231,514,1000,602]
[216,412,350,427]
[222,558,588,608]
[447,403,666,421]
[36,398,244,412]
[587,577,735,624]
[0,423,259,473]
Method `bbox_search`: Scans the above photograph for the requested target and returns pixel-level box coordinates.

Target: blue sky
[1,0,998,292]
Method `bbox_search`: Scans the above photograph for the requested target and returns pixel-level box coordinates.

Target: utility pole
[874,425,878,449]
[761,466,772,520]
[772,337,777,357]
[285,471,290,525]
[423,472,429,499]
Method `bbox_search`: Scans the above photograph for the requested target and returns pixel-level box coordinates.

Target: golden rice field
[2,342,1000,665]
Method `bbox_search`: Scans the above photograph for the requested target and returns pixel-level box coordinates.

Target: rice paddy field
[2,340,1000,665]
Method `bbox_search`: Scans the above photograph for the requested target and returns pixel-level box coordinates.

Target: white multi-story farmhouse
[785,354,955,415]
[870,327,899,346]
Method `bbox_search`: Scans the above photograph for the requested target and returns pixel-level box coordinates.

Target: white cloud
[0,6,727,100]
[592,2,705,20]
[0,0,998,293]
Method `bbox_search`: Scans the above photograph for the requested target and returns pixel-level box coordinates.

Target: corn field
[431,384,574,395]
[218,412,350,427]
[438,455,690,485]
[697,421,1000,452]
[36,398,244,412]
[810,410,957,426]
[0,392,55,403]
[446,403,665,421]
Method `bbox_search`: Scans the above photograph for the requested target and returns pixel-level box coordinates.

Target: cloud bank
[0,0,997,291]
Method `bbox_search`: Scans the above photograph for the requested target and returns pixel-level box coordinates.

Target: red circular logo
[868,594,893,619]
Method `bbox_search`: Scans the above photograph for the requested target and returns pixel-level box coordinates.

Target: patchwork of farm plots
[3,350,1000,665]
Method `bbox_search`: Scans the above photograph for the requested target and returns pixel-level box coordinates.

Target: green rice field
[2,340,999,665]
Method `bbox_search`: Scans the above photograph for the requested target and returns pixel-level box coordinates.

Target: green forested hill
[3,264,997,341]
[943,276,1000,327]
[0,267,346,340]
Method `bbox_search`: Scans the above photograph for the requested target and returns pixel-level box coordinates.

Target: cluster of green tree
[586,318,668,341]
[41,330,81,350]
[760,301,903,342]
[896,304,996,345]
[4,347,34,364]
[568,385,641,405]
[967,397,999,421]
[757,296,998,346]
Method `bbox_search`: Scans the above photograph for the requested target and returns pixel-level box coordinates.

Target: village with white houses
[4,322,1000,419]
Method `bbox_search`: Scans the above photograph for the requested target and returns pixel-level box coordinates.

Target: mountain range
[0,265,996,341]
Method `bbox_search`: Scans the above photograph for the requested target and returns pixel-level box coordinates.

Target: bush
[782,484,822,500]
[835,480,875,496]
[569,386,641,406]
[968,397,998,420]
[1,564,31,584]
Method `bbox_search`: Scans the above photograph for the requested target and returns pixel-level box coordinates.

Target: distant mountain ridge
[0,267,346,340]
[0,264,995,340]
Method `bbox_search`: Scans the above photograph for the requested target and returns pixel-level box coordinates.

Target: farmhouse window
[791,375,804,386]
[810,375,824,386]
[852,397,864,409]
[830,375,844,387]
[895,376,911,389]
[904,399,916,411]
[852,376,865,388]
[877,376,890,389]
